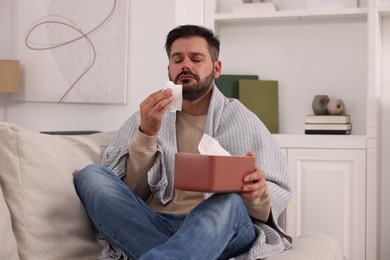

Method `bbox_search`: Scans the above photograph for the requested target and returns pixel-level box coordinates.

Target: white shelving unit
[205,1,369,136]
[201,1,382,259]
[211,7,367,26]
[378,2,390,260]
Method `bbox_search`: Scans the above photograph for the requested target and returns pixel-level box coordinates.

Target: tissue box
[174,153,255,192]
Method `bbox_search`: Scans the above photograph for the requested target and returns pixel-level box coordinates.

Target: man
[75,25,292,260]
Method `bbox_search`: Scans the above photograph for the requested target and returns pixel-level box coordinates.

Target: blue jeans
[74,164,256,260]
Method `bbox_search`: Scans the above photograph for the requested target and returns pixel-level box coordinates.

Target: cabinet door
[286,148,366,260]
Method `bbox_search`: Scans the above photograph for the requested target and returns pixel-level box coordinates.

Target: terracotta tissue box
[174,153,255,192]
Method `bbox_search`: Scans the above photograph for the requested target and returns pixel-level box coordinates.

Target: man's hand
[241,151,267,201]
[139,89,174,136]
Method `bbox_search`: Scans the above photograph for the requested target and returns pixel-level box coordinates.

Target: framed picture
[11,0,129,104]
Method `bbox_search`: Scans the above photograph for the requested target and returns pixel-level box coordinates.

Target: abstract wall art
[11,0,129,104]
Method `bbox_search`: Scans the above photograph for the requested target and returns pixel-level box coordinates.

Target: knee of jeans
[215,193,246,213]
[75,164,116,205]
[74,164,106,191]
[226,193,245,208]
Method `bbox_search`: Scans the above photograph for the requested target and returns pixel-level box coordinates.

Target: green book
[215,74,258,99]
[238,79,279,133]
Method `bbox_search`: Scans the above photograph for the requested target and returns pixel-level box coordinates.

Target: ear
[213,60,222,79]
[167,65,171,79]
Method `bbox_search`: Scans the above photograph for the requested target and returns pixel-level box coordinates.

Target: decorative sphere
[327,99,345,115]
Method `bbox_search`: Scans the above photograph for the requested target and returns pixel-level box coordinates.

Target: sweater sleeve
[123,129,158,200]
[244,183,271,222]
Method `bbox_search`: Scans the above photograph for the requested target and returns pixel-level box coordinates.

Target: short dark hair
[165,25,220,61]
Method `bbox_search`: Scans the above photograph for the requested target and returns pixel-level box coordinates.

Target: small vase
[312,95,330,115]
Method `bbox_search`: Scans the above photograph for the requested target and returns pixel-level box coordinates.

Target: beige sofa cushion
[0,122,114,260]
[267,233,343,260]
[0,183,19,260]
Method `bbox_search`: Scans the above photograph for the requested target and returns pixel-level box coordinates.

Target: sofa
[0,122,343,260]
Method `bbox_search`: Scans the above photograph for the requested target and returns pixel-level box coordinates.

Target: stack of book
[304,115,352,135]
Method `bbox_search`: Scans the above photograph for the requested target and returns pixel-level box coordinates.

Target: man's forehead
[170,37,209,56]
[172,36,208,49]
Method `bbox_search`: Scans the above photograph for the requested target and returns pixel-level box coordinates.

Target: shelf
[273,134,367,149]
[379,4,390,16]
[213,7,367,23]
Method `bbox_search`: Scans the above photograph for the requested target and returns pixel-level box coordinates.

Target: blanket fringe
[97,234,129,260]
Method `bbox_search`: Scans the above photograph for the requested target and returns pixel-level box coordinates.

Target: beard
[170,69,214,102]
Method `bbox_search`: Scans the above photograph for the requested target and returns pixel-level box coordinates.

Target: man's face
[168,36,221,102]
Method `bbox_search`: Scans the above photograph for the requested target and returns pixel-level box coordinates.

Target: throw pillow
[0,122,114,260]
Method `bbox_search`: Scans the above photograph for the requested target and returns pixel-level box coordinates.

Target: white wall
[0,0,176,132]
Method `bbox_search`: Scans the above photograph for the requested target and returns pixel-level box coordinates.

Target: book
[233,2,277,13]
[304,123,352,131]
[238,79,278,133]
[215,74,258,99]
[305,115,350,124]
[305,129,351,135]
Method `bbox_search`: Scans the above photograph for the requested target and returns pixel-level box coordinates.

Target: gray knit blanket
[101,86,292,259]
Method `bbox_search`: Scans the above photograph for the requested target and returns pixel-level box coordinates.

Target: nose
[181,57,193,71]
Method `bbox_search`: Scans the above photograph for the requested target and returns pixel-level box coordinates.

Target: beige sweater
[124,111,271,221]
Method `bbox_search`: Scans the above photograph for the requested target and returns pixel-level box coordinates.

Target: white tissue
[198,134,231,156]
[163,81,182,112]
